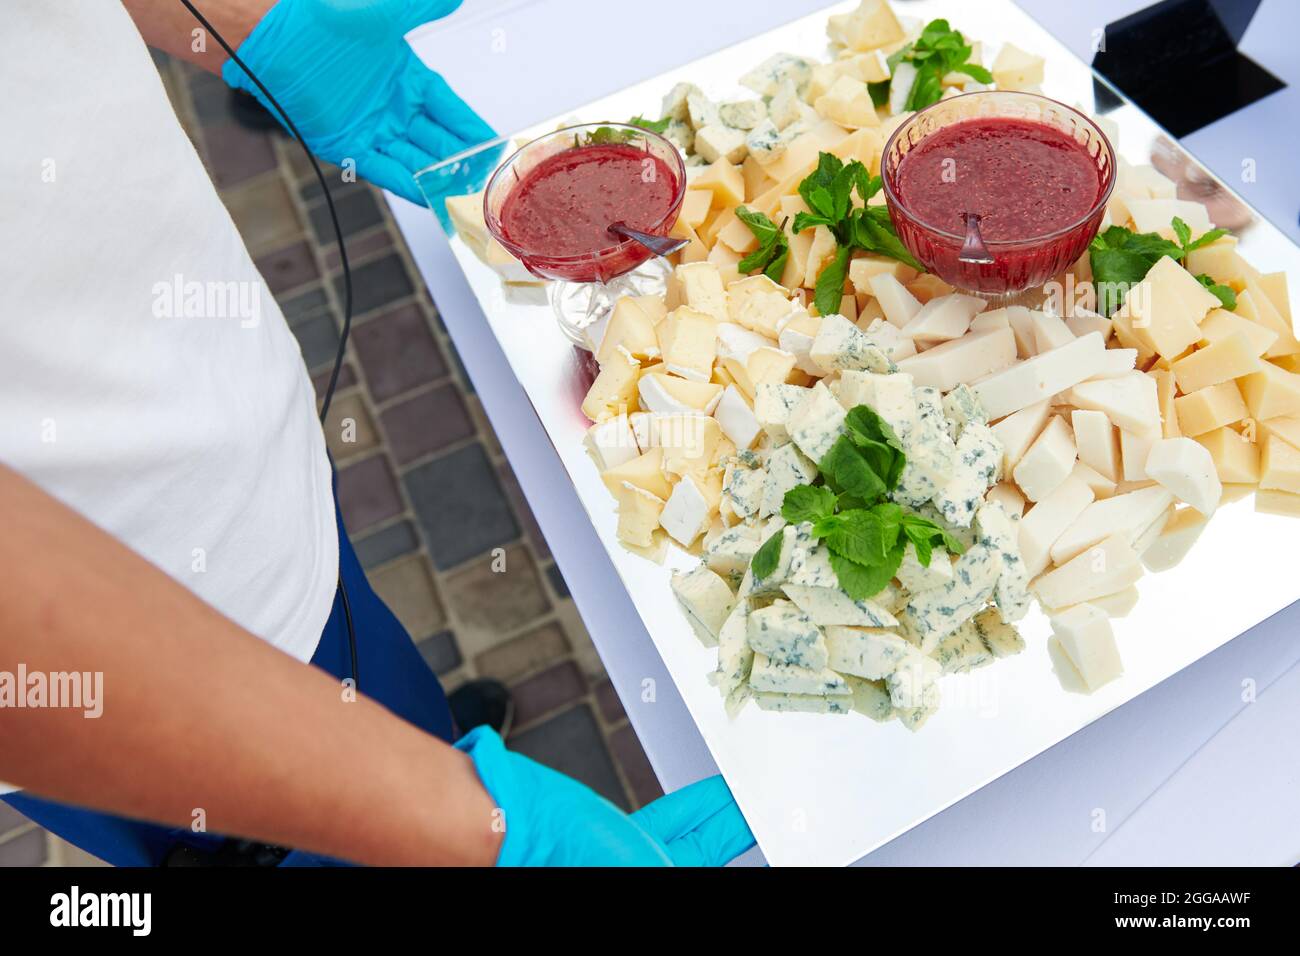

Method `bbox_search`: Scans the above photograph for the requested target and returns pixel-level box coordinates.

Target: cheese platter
[416,0,1300,866]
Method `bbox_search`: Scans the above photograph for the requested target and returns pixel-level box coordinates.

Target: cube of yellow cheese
[581,345,640,422]
[1259,271,1292,324]
[1199,306,1278,356]
[1241,281,1300,359]
[1260,415,1300,451]
[1174,381,1247,436]
[1114,256,1216,359]
[657,306,717,383]
[1186,236,1258,291]
[840,0,906,52]
[726,346,798,400]
[803,225,840,290]
[675,261,728,323]
[991,43,1045,91]
[602,446,673,501]
[1255,488,1300,518]
[1171,331,1262,393]
[597,297,660,366]
[1192,427,1259,484]
[616,481,666,548]
[691,160,745,210]
[849,253,919,293]
[1151,368,1180,438]
[1260,433,1300,494]
[678,189,713,230]
[814,75,882,129]
[1238,361,1300,420]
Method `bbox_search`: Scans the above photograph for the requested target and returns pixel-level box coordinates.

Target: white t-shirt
[0,3,339,668]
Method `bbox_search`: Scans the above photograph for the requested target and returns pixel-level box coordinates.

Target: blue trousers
[2,500,454,866]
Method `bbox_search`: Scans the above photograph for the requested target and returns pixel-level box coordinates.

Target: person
[0,0,754,867]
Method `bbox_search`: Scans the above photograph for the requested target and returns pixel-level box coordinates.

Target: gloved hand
[457,727,755,866]
[222,0,495,204]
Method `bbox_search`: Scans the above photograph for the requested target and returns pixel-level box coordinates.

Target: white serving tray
[417,0,1300,866]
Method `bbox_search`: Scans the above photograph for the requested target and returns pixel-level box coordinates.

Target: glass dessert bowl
[484,122,687,346]
[882,90,1116,300]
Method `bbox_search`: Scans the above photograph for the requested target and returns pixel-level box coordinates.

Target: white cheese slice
[1034,534,1143,611]
[712,384,761,449]
[1144,437,1223,515]
[715,322,772,364]
[1030,310,1075,352]
[896,326,1017,392]
[867,272,923,328]
[1049,486,1175,565]
[659,475,712,547]
[1067,372,1162,438]
[989,400,1051,473]
[583,415,639,471]
[971,332,1106,419]
[1086,586,1140,618]
[1141,506,1209,572]
[1013,415,1077,502]
[1018,473,1095,576]
[1086,348,1139,380]
[900,293,986,343]
[1071,408,1120,481]
[1050,603,1123,692]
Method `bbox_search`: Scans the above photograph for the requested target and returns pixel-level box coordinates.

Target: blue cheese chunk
[745,119,787,165]
[836,370,917,441]
[885,647,941,709]
[810,313,897,374]
[754,383,812,443]
[787,381,847,463]
[738,522,809,598]
[783,584,899,628]
[767,78,802,131]
[694,123,748,164]
[933,619,996,674]
[714,600,754,697]
[896,684,940,731]
[903,543,1000,652]
[671,565,737,648]
[718,99,768,130]
[824,626,911,679]
[749,653,850,696]
[661,81,703,122]
[973,606,1027,658]
[686,91,720,130]
[787,539,836,588]
[974,498,1032,623]
[746,603,829,669]
[891,387,957,507]
[941,383,988,440]
[721,460,765,524]
[740,53,814,96]
[761,443,819,517]
[703,522,764,587]
[896,542,953,593]
[844,675,895,722]
[933,421,1001,528]
[753,692,852,714]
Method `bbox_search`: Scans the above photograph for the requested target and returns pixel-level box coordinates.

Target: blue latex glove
[222,0,494,204]
[456,727,755,866]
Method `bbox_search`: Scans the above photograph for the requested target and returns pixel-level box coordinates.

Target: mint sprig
[735,207,792,283]
[766,404,965,601]
[791,152,923,316]
[868,19,992,113]
[1196,273,1237,310]
[1088,225,1183,316]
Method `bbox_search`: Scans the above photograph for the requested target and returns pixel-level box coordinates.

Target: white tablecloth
[388,0,1300,865]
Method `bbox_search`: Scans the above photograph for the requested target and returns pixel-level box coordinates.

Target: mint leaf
[845,404,905,453]
[820,434,887,502]
[813,245,853,318]
[751,530,784,580]
[901,512,966,565]
[851,206,925,271]
[1183,228,1230,255]
[629,115,672,134]
[1172,216,1230,265]
[844,405,907,489]
[1196,273,1237,310]
[829,544,905,601]
[1170,215,1192,250]
[781,484,837,524]
[816,509,890,566]
[735,207,791,282]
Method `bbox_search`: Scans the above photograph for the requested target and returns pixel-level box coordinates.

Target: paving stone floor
[0,53,661,867]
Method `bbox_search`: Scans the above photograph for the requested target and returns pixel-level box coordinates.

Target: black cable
[180,0,359,688]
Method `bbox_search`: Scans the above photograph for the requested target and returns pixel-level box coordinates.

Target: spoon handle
[608,221,690,258]
[958,212,995,265]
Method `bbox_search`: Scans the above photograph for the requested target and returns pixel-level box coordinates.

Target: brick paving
[0,54,660,867]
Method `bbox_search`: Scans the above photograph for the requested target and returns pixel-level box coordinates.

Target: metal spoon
[958,212,995,265]
[608,221,690,258]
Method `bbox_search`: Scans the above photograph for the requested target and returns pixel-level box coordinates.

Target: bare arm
[122,0,269,73]
[0,465,502,866]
